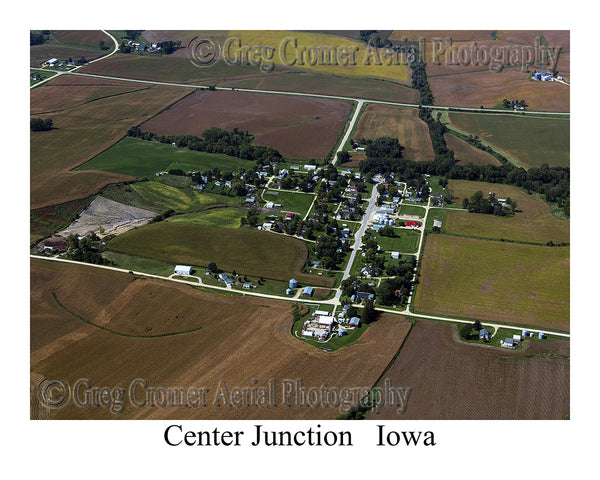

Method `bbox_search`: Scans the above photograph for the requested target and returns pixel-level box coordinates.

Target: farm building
[406,221,421,227]
[219,273,234,285]
[512,334,522,343]
[433,219,443,229]
[479,329,491,341]
[174,265,193,276]
[302,286,314,297]
[289,278,298,288]
[538,332,546,339]
[522,329,529,337]
[349,317,360,327]
[501,338,515,348]
[391,251,400,259]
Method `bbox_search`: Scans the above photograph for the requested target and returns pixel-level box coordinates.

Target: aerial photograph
[29,28,570,425]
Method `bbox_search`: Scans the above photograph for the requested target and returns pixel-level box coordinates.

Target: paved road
[335,181,380,300]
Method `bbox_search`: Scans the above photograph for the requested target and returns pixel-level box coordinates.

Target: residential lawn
[75,137,254,178]
[398,205,426,217]
[262,190,315,217]
[373,229,421,253]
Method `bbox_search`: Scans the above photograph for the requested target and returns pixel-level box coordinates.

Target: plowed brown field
[371,321,569,419]
[141,90,352,159]
[31,258,412,420]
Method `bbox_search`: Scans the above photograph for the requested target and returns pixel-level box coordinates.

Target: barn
[349,317,360,327]
[302,286,314,297]
[174,265,193,276]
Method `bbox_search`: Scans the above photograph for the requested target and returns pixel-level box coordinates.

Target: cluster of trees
[460,320,483,341]
[156,40,182,54]
[463,191,516,216]
[376,262,414,305]
[30,31,50,45]
[149,208,175,224]
[30,118,53,131]
[410,60,434,106]
[127,126,283,164]
[65,234,108,265]
[312,234,348,270]
[502,98,527,109]
[358,137,404,174]
[98,40,110,51]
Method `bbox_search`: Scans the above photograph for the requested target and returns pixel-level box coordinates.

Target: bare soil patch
[55,196,156,239]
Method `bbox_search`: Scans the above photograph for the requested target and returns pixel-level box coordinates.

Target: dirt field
[370,320,569,419]
[354,104,434,162]
[30,75,190,209]
[54,196,156,239]
[394,30,570,111]
[444,133,502,166]
[413,235,569,331]
[141,90,352,160]
[445,179,570,244]
[30,258,412,420]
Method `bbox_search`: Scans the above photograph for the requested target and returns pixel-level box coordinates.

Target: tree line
[127,126,283,164]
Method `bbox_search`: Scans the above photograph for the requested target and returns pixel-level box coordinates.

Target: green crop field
[76,137,254,178]
[165,208,247,229]
[262,190,315,217]
[106,222,334,287]
[373,228,421,254]
[413,235,569,331]
[445,179,569,244]
[101,180,242,214]
[448,112,570,168]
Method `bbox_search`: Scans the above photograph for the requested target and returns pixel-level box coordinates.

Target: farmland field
[107,222,334,287]
[413,235,569,331]
[101,180,242,214]
[30,75,190,208]
[165,208,247,229]
[31,258,412,419]
[448,112,570,168]
[372,320,569,419]
[141,90,352,160]
[445,179,570,244]
[354,104,434,162]
[76,137,255,178]
[444,133,502,166]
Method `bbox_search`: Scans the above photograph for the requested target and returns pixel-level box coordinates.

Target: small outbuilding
[302,286,314,297]
[479,329,491,341]
[289,279,298,289]
[349,317,360,327]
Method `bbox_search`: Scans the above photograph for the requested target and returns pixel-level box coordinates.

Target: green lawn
[75,137,255,178]
[373,229,421,254]
[262,190,315,217]
[106,222,333,287]
[398,205,426,217]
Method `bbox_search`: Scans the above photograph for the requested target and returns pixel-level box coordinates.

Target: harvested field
[107,222,334,287]
[444,133,502,166]
[55,196,156,239]
[141,90,352,160]
[414,235,569,331]
[354,104,434,162]
[30,75,190,208]
[446,179,570,244]
[371,321,569,419]
[31,258,412,419]
[448,112,570,168]
[52,30,112,49]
